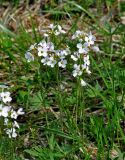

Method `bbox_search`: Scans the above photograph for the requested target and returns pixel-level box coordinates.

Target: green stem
[56,66,63,121]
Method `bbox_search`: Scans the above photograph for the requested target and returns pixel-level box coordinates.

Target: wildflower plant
[0,87,24,138]
[24,24,100,131]
[25,24,99,86]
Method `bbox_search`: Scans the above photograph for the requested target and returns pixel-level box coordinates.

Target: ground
[0,0,125,160]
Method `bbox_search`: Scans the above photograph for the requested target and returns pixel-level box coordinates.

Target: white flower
[81,79,87,86]
[92,46,100,52]
[38,41,48,57]
[11,110,18,119]
[84,55,90,66]
[82,64,91,74]
[61,49,70,56]
[0,92,12,103]
[82,55,91,74]
[58,59,67,68]
[79,47,89,54]
[57,25,66,34]
[41,56,49,65]
[25,52,34,62]
[43,33,49,37]
[56,50,64,59]
[72,64,82,77]
[77,43,89,54]
[0,106,11,117]
[71,55,78,61]
[77,43,82,49]
[71,52,80,61]
[29,43,36,50]
[47,42,54,51]
[72,30,84,39]
[13,121,20,128]
[0,90,24,138]
[56,50,67,59]
[5,128,17,138]
[47,56,57,68]
[54,25,66,35]
[86,67,91,74]
[38,41,54,57]
[49,24,55,29]
[4,118,9,125]
[38,46,45,57]
[17,108,24,115]
[38,47,48,57]
[85,32,96,46]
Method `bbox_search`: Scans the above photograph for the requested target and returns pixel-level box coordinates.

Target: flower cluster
[0,90,24,138]
[25,24,99,86]
[49,24,66,35]
[37,40,70,68]
[71,31,99,85]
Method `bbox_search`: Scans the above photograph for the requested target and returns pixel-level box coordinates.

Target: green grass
[0,0,125,160]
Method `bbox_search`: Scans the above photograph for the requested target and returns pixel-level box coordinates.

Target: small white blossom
[77,43,82,49]
[11,110,18,119]
[72,30,84,39]
[58,25,66,34]
[81,79,87,86]
[29,43,36,50]
[38,46,48,57]
[0,106,11,117]
[38,41,54,57]
[58,59,67,68]
[41,56,49,65]
[56,50,65,59]
[0,92,12,103]
[86,67,91,74]
[84,55,90,66]
[17,108,25,116]
[72,64,82,77]
[77,43,89,54]
[47,56,57,68]
[43,33,49,37]
[71,52,80,61]
[82,55,91,74]
[49,24,55,29]
[4,118,9,125]
[49,24,66,35]
[38,46,45,57]
[5,128,17,138]
[71,55,78,61]
[38,41,48,56]
[47,42,54,51]
[85,32,96,46]
[13,121,20,128]
[54,25,66,35]
[25,52,34,62]
[92,46,100,52]
[61,49,70,56]
[79,47,89,54]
